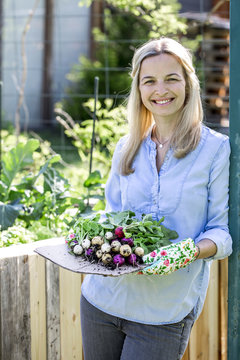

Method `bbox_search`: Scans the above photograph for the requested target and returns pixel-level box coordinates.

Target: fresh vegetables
[65,211,178,270]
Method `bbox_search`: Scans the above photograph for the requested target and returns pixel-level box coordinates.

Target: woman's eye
[166,78,178,82]
[145,80,154,84]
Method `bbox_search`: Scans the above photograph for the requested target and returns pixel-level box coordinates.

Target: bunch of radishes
[66,226,145,269]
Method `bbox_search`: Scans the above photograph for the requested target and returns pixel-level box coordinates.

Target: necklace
[153,127,170,149]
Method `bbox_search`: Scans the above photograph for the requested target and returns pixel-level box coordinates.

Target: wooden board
[0,255,31,360]
[34,242,145,276]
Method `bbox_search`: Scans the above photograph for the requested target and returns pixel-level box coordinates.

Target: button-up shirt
[82,125,232,325]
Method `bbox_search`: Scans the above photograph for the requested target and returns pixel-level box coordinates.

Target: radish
[113,254,125,266]
[115,227,125,238]
[73,245,83,255]
[96,249,103,259]
[101,243,111,253]
[102,253,113,264]
[121,238,134,247]
[105,231,114,240]
[111,240,121,252]
[120,244,132,257]
[85,248,94,256]
[82,238,91,249]
[134,247,144,257]
[127,253,137,265]
[91,236,104,246]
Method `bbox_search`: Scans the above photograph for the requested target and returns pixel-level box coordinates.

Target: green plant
[0,137,84,232]
[56,98,128,176]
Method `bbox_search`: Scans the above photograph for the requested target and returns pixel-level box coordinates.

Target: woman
[80,37,232,360]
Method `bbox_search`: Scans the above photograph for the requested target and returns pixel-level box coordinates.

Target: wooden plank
[45,260,61,360]
[188,260,219,359]
[0,255,31,360]
[59,268,83,360]
[208,260,219,360]
[219,259,228,360]
[29,254,47,360]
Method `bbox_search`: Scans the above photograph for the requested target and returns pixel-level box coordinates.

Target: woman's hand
[138,238,200,275]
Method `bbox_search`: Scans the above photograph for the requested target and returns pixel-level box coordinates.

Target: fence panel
[0,239,228,360]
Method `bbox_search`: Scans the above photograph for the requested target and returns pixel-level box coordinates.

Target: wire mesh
[0,0,230,156]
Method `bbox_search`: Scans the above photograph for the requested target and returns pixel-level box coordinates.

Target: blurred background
[0,0,230,243]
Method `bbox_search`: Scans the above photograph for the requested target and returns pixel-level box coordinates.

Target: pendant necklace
[154,127,170,149]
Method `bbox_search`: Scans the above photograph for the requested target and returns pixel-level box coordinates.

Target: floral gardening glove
[138,238,199,275]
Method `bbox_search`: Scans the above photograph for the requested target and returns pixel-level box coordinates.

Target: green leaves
[0,202,20,231]
[83,170,102,188]
[0,137,77,233]
[72,211,179,254]
[1,139,39,200]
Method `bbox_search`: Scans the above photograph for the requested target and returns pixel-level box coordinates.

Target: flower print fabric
[138,238,199,275]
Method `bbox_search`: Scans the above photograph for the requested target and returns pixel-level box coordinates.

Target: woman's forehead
[140,53,184,77]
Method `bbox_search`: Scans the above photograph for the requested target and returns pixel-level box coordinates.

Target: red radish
[113,254,125,266]
[115,227,125,238]
[85,248,94,256]
[121,238,134,247]
[127,253,137,265]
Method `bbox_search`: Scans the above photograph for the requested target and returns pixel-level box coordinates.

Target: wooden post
[42,0,54,127]
[228,0,240,357]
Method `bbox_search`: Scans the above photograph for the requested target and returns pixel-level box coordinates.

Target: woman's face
[139,53,186,123]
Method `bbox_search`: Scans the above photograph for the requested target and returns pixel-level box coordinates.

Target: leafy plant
[56,98,128,175]
[0,138,83,232]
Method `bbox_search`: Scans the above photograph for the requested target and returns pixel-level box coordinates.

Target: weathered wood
[0,255,31,360]
[29,254,47,360]
[59,268,83,360]
[219,258,228,359]
[188,260,219,360]
[45,260,60,360]
[0,239,229,359]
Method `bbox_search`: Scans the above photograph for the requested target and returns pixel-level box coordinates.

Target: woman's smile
[151,98,175,105]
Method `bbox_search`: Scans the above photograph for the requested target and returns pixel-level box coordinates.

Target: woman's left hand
[138,238,199,275]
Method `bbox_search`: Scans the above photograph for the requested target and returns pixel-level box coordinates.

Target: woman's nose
[154,81,168,96]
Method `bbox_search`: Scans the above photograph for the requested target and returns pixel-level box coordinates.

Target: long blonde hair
[119,37,203,176]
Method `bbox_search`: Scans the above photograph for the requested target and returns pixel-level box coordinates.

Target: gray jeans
[80,295,195,360]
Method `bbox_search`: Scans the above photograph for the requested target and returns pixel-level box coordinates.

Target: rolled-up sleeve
[195,137,232,260]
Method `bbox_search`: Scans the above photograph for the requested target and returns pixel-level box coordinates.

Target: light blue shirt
[81,125,232,325]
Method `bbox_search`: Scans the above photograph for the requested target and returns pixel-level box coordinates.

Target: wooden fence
[0,238,228,360]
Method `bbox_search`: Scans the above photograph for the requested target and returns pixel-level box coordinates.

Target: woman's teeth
[154,99,172,104]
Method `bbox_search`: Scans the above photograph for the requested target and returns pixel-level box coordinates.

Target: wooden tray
[35,241,146,276]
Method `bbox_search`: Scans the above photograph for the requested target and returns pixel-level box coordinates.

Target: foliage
[56,98,128,175]
[0,132,82,235]
[60,0,187,121]
[0,129,110,246]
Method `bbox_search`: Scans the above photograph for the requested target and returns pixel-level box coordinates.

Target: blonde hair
[119,37,203,176]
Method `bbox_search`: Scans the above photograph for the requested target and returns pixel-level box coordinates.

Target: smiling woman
[80,37,232,360]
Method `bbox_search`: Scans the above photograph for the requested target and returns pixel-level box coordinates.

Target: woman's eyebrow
[140,75,154,81]
[166,73,182,77]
